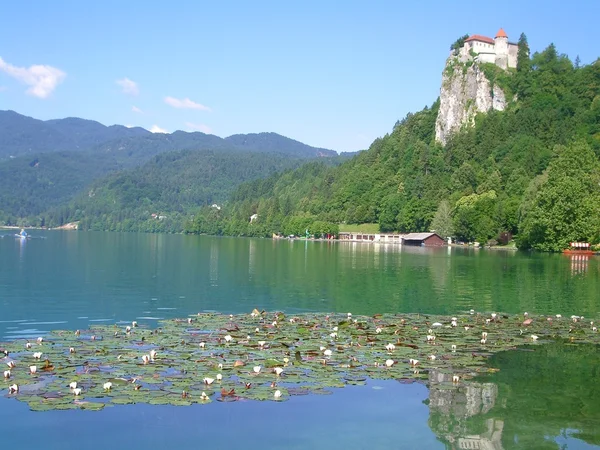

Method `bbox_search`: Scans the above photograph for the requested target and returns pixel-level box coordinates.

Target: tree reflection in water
[428,342,600,449]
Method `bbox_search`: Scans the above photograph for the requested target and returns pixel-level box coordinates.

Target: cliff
[435,56,508,145]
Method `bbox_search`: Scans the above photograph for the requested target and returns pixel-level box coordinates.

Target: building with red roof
[456,28,517,69]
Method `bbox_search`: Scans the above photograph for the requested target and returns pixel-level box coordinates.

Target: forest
[187,37,600,251]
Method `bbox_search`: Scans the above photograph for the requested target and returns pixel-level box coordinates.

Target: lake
[0,231,598,449]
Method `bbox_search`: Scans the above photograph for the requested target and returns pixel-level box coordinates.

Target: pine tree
[517,33,530,72]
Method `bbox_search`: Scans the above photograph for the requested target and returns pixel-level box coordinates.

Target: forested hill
[41,149,348,233]
[187,39,600,252]
[0,110,338,160]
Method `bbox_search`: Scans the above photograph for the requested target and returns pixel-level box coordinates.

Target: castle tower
[494,28,509,69]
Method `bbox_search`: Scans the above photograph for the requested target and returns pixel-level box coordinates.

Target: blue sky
[0,1,598,152]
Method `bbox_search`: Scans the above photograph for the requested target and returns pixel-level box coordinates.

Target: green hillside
[42,149,346,233]
[187,41,600,251]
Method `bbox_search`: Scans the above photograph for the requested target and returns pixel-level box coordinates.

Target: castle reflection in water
[428,371,504,450]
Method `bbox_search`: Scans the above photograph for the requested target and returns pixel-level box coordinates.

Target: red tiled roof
[496,28,508,38]
[465,34,494,45]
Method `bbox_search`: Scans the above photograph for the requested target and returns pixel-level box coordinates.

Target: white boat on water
[14,229,29,239]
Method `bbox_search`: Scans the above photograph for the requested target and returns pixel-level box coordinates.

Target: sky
[0,1,598,152]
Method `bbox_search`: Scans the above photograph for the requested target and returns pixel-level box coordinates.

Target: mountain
[0,110,149,158]
[185,38,600,251]
[224,133,337,157]
[41,149,347,233]
[0,111,341,226]
[0,111,338,160]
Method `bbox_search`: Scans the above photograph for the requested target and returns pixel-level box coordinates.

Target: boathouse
[338,232,445,246]
[402,232,445,247]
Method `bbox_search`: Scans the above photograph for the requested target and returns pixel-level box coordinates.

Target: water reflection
[427,343,600,449]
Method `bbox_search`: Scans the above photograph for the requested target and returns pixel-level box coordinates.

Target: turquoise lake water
[0,231,598,449]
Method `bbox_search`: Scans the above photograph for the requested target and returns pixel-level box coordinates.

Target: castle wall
[507,44,518,68]
[477,53,496,64]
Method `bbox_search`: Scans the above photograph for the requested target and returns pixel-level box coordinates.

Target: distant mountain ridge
[0,110,338,159]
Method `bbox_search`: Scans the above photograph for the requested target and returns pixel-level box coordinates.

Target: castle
[455,28,518,69]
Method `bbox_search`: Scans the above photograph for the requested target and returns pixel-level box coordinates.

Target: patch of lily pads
[1,309,598,411]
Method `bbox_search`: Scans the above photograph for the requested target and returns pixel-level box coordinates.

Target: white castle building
[456,28,518,69]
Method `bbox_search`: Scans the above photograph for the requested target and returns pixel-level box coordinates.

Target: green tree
[430,200,454,239]
[519,142,600,251]
[516,33,530,72]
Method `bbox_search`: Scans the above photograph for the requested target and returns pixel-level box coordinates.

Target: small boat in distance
[563,241,595,255]
[14,229,29,239]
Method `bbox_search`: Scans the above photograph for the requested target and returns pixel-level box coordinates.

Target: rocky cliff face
[435,57,507,145]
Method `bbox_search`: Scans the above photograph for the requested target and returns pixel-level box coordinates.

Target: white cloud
[185,122,212,134]
[116,77,139,96]
[131,105,143,113]
[150,124,169,134]
[165,96,211,111]
[0,57,65,98]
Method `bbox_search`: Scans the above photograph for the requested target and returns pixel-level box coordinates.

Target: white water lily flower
[451,344,457,351]
[531,335,539,341]
[126,326,131,333]
[593,327,598,332]
[274,390,282,399]
[69,382,77,389]
[347,313,352,318]
[217,363,223,370]
[470,309,475,315]
[9,384,18,394]
[330,332,337,339]
[385,359,395,367]
[200,391,209,400]
[216,374,222,381]
[283,357,289,364]
[452,375,460,383]
[385,343,395,351]
[464,326,470,331]
[33,352,42,359]
[73,388,82,396]
[149,350,157,361]
[142,354,150,364]
[481,338,487,344]
[199,342,206,348]
[29,365,37,374]
[272,321,277,327]
[485,318,491,324]
[187,318,192,324]
[258,341,266,348]
[319,346,326,351]
[69,347,75,354]
[224,335,233,343]
[103,382,112,390]
[323,349,332,357]
[6,361,16,369]
[253,366,261,374]
[451,320,458,327]
[375,327,382,334]
[274,367,284,376]
[3,370,10,379]
[491,313,497,319]
[25,342,32,349]
[203,377,214,385]
[482,332,488,339]
[132,321,138,328]
[432,322,442,328]
[428,355,436,361]
[426,335,436,342]
[555,314,562,318]
[409,359,419,367]
[37,337,43,344]
[255,328,260,333]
